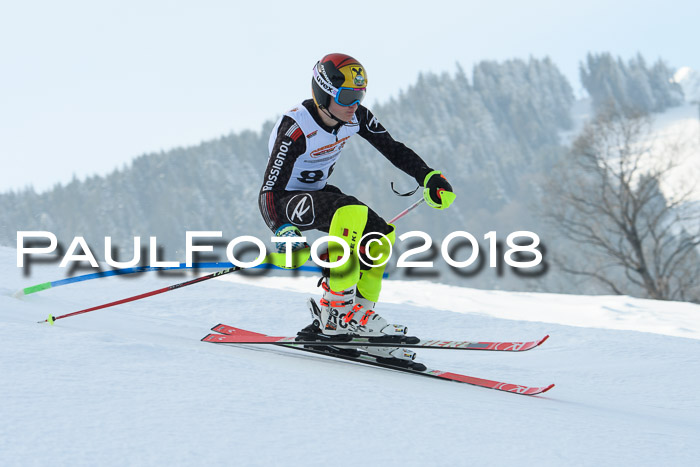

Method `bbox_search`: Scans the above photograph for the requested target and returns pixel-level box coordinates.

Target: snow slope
[561,97,700,202]
[675,67,700,102]
[647,101,700,202]
[2,246,700,466]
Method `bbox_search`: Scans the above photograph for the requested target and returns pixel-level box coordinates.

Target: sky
[1,0,698,193]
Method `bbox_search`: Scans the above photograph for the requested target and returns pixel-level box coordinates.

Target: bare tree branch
[543,105,700,303]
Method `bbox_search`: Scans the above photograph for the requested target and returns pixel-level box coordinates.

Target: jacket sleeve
[260,116,306,194]
[258,116,306,231]
[357,106,433,186]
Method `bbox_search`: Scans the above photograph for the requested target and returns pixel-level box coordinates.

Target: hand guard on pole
[423,170,456,210]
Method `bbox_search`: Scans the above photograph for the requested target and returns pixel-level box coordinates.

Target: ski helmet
[311,53,367,110]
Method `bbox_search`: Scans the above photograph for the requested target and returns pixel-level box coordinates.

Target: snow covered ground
[560,97,700,202]
[648,102,700,201]
[2,246,700,466]
[675,67,700,102]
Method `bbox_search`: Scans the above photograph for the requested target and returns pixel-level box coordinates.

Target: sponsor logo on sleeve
[286,193,315,226]
[262,140,292,191]
[366,114,386,134]
[285,123,303,142]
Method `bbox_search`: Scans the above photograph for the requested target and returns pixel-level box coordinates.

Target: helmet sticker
[351,67,365,86]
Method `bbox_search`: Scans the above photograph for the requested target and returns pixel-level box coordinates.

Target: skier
[258,53,455,362]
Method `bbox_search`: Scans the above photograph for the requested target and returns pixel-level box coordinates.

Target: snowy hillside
[2,246,699,466]
[651,101,700,201]
[675,67,700,102]
[562,94,700,202]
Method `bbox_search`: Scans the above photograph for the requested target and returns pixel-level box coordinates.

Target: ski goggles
[314,66,366,107]
[334,86,366,107]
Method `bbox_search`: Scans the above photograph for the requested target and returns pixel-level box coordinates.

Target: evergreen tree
[580,52,683,113]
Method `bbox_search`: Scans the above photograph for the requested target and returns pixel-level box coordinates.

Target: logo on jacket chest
[309,136,350,158]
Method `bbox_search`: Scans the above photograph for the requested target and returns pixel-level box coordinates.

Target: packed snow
[1,246,699,466]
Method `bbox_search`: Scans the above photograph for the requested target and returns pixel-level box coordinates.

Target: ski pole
[38,266,242,325]
[387,197,425,224]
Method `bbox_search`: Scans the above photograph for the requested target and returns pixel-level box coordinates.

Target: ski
[204,323,549,352]
[292,346,555,395]
[202,325,555,396]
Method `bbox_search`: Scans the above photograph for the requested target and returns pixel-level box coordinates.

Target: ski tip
[538,335,550,346]
[540,383,555,394]
[211,323,225,332]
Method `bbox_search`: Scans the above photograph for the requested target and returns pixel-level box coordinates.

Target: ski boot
[300,280,423,369]
[351,293,426,371]
[314,279,407,338]
[299,287,359,357]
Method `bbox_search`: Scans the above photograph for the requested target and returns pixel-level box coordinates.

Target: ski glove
[268,223,310,269]
[423,170,455,210]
